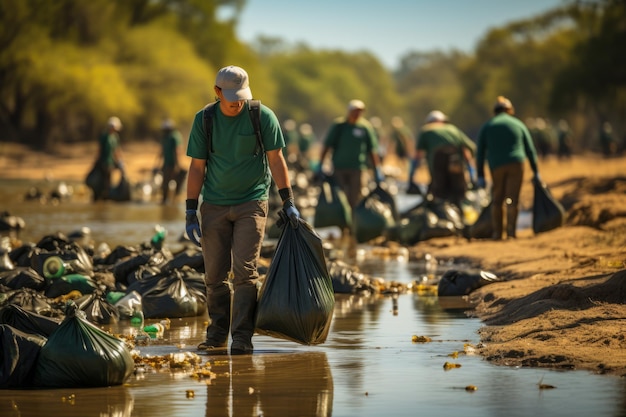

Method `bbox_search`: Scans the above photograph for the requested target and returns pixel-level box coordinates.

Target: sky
[236,0,566,69]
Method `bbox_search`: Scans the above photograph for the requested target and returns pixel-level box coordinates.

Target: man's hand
[185,199,201,247]
[279,188,300,228]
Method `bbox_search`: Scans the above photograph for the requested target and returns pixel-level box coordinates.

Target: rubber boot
[230,283,258,353]
[203,283,232,347]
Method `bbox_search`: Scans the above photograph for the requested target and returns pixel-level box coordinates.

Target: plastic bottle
[42,256,67,279]
[130,304,144,329]
[150,224,167,249]
[143,322,164,338]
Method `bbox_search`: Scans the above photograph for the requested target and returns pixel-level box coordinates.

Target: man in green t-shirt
[317,99,384,209]
[156,118,184,204]
[412,110,476,210]
[93,116,125,201]
[185,65,300,355]
[476,96,540,240]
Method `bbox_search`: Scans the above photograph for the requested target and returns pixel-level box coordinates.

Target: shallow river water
[1,179,625,417]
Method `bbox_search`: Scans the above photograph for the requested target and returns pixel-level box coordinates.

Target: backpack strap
[248,99,264,157]
[202,101,217,157]
[202,100,264,158]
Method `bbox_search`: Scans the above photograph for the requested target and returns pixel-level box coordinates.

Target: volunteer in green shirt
[476,96,540,240]
[317,99,384,209]
[156,118,184,204]
[94,116,124,201]
[413,110,476,210]
[185,65,300,355]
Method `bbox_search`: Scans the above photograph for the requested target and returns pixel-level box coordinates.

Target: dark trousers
[490,161,524,239]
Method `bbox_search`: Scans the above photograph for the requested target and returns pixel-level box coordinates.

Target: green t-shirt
[186,101,285,205]
[476,113,538,177]
[416,123,476,174]
[161,129,182,168]
[97,131,119,168]
[323,117,378,170]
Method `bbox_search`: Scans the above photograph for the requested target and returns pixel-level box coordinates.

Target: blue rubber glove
[467,165,476,182]
[476,177,486,189]
[375,167,384,184]
[283,198,300,228]
[278,188,300,228]
[185,199,201,247]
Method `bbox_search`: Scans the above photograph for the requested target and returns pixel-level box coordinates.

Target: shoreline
[2,142,626,377]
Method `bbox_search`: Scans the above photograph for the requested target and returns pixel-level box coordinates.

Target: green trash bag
[314,176,352,229]
[33,301,134,388]
[352,188,396,243]
[255,214,335,345]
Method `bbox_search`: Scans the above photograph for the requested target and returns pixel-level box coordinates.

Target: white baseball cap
[215,65,253,102]
[348,99,366,111]
[424,110,447,123]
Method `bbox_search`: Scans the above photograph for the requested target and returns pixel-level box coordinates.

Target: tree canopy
[0,0,623,154]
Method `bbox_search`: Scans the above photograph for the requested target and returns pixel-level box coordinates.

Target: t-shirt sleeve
[186,110,208,160]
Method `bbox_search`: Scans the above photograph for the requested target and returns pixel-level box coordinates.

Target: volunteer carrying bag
[255,213,335,345]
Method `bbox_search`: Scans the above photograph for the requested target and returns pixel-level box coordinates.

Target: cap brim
[222,87,252,102]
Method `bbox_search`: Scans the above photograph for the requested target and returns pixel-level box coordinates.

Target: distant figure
[389,116,414,181]
[156,118,185,204]
[412,110,476,210]
[282,118,299,164]
[298,123,316,155]
[557,119,573,160]
[93,116,125,201]
[476,96,540,240]
[317,99,384,209]
[534,117,554,159]
[599,122,617,157]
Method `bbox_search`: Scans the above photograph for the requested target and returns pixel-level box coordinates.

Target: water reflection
[1,179,626,417]
[203,352,333,417]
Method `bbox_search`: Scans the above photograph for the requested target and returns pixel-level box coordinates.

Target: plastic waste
[42,256,67,279]
[150,224,167,249]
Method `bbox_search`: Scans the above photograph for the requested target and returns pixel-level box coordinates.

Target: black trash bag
[3,288,63,318]
[8,243,37,267]
[44,273,99,299]
[352,188,396,243]
[385,200,459,245]
[160,249,204,272]
[327,260,379,294]
[0,304,61,337]
[314,176,352,229]
[30,243,93,279]
[126,268,207,319]
[32,302,134,388]
[0,324,47,388]
[74,290,120,324]
[0,267,46,291]
[437,269,501,296]
[85,162,104,192]
[466,201,493,240]
[532,177,565,234]
[0,250,14,272]
[110,174,132,202]
[255,214,335,345]
[370,183,399,220]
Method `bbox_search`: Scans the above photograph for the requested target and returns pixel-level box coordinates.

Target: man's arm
[186,158,206,200]
[266,149,291,189]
